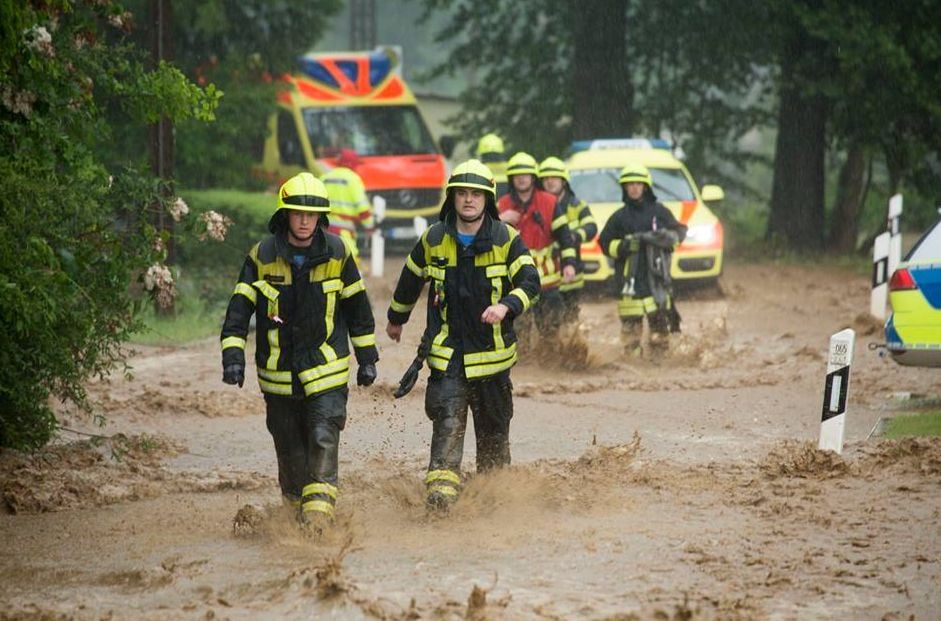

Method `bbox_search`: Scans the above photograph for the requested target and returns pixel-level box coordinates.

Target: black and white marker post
[819,329,856,454]
[870,231,890,320]
[887,194,903,277]
[369,195,386,278]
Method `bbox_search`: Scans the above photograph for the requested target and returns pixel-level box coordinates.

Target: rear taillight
[889,268,917,291]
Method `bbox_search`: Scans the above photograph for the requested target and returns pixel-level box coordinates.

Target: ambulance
[256,47,452,241]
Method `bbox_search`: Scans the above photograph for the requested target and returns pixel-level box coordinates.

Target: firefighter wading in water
[497,151,577,342]
[537,156,597,322]
[385,159,540,511]
[599,164,687,355]
[220,172,379,533]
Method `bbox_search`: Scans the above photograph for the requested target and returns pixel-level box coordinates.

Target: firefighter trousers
[425,371,514,477]
[264,388,347,518]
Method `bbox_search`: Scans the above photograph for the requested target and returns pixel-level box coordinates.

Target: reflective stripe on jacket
[387,215,541,380]
[221,229,378,397]
[598,197,687,299]
[556,188,597,292]
[323,167,374,234]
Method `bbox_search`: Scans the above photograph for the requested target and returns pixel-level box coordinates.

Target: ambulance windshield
[303,105,438,158]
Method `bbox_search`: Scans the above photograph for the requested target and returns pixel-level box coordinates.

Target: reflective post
[819,329,856,454]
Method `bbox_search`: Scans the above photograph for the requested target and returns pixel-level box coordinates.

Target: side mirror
[439,135,456,159]
[701,184,725,202]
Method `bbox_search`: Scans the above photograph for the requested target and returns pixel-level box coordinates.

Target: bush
[174,189,273,312]
[0,2,218,451]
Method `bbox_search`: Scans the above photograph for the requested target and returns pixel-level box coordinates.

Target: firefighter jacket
[322,167,374,237]
[555,188,598,292]
[221,228,378,397]
[598,194,687,299]
[497,188,576,290]
[387,213,540,380]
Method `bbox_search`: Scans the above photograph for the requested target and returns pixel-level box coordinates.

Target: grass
[131,282,224,346]
[182,188,273,219]
[884,411,941,438]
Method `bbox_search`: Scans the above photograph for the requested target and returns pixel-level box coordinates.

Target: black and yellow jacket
[221,228,378,397]
[598,192,687,299]
[556,187,597,292]
[387,213,541,380]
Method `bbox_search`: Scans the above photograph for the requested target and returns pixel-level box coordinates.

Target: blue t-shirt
[457,232,475,248]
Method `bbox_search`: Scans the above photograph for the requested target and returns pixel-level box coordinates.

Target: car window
[569,168,621,202]
[907,218,941,261]
[569,167,695,203]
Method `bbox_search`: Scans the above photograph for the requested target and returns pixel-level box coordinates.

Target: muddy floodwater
[2,261,939,620]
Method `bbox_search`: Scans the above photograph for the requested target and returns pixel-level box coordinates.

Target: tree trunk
[767,58,827,250]
[571,1,632,138]
[828,143,866,253]
[150,0,175,314]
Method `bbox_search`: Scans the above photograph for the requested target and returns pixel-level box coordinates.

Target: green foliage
[174,60,276,189]
[133,282,224,346]
[114,0,343,189]
[417,0,583,157]
[885,411,941,438]
[132,189,272,345]
[0,1,218,451]
[174,189,272,308]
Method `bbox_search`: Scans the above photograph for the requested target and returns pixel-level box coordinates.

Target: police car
[884,211,941,367]
[566,138,725,286]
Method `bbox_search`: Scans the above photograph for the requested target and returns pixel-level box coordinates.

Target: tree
[116,0,343,189]
[570,0,633,140]
[0,1,219,450]
[768,0,941,250]
[419,0,774,184]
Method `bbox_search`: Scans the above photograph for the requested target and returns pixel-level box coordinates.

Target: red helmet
[337,148,359,170]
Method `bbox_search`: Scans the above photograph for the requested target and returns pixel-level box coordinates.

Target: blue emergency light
[569,138,673,154]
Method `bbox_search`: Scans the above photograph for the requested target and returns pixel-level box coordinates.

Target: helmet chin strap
[458,211,484,223]
[289,230,315,244]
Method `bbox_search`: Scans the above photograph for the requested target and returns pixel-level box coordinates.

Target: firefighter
[598,164,687,355]
[220,172,379,532]
[498,151,577,344]
[475,133,509,198]
[537,156,597,322]
[385,159,540,511]
[323,148,375,262]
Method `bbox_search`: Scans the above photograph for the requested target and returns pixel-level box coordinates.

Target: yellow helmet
[476,133,505,157]
[618,164,652,187]
[277,172,330,212]
[506,151,538,177]
[446,159,496,198]
[270,172,330,232]
[537,156,569,182]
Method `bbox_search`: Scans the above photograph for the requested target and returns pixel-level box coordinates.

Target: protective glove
[357,362,377,387]
[222,363,245,388]
[662,229,680,245]
[623,234,641,253]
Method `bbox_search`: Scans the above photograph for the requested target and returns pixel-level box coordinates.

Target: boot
[300,481,337,535]
[425,468,460,513]
[621,318,644,357]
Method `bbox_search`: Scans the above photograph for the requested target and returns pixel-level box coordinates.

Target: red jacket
[498,189,576,289]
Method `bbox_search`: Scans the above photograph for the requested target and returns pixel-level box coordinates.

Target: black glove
[357,363,377,387]
[622,234,640,256]
[222,364,244,388]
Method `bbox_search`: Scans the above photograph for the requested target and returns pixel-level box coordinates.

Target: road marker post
[887,194,903,277]
[370,195,386,278]
[819,329,856,454]
[870,232,890,320]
